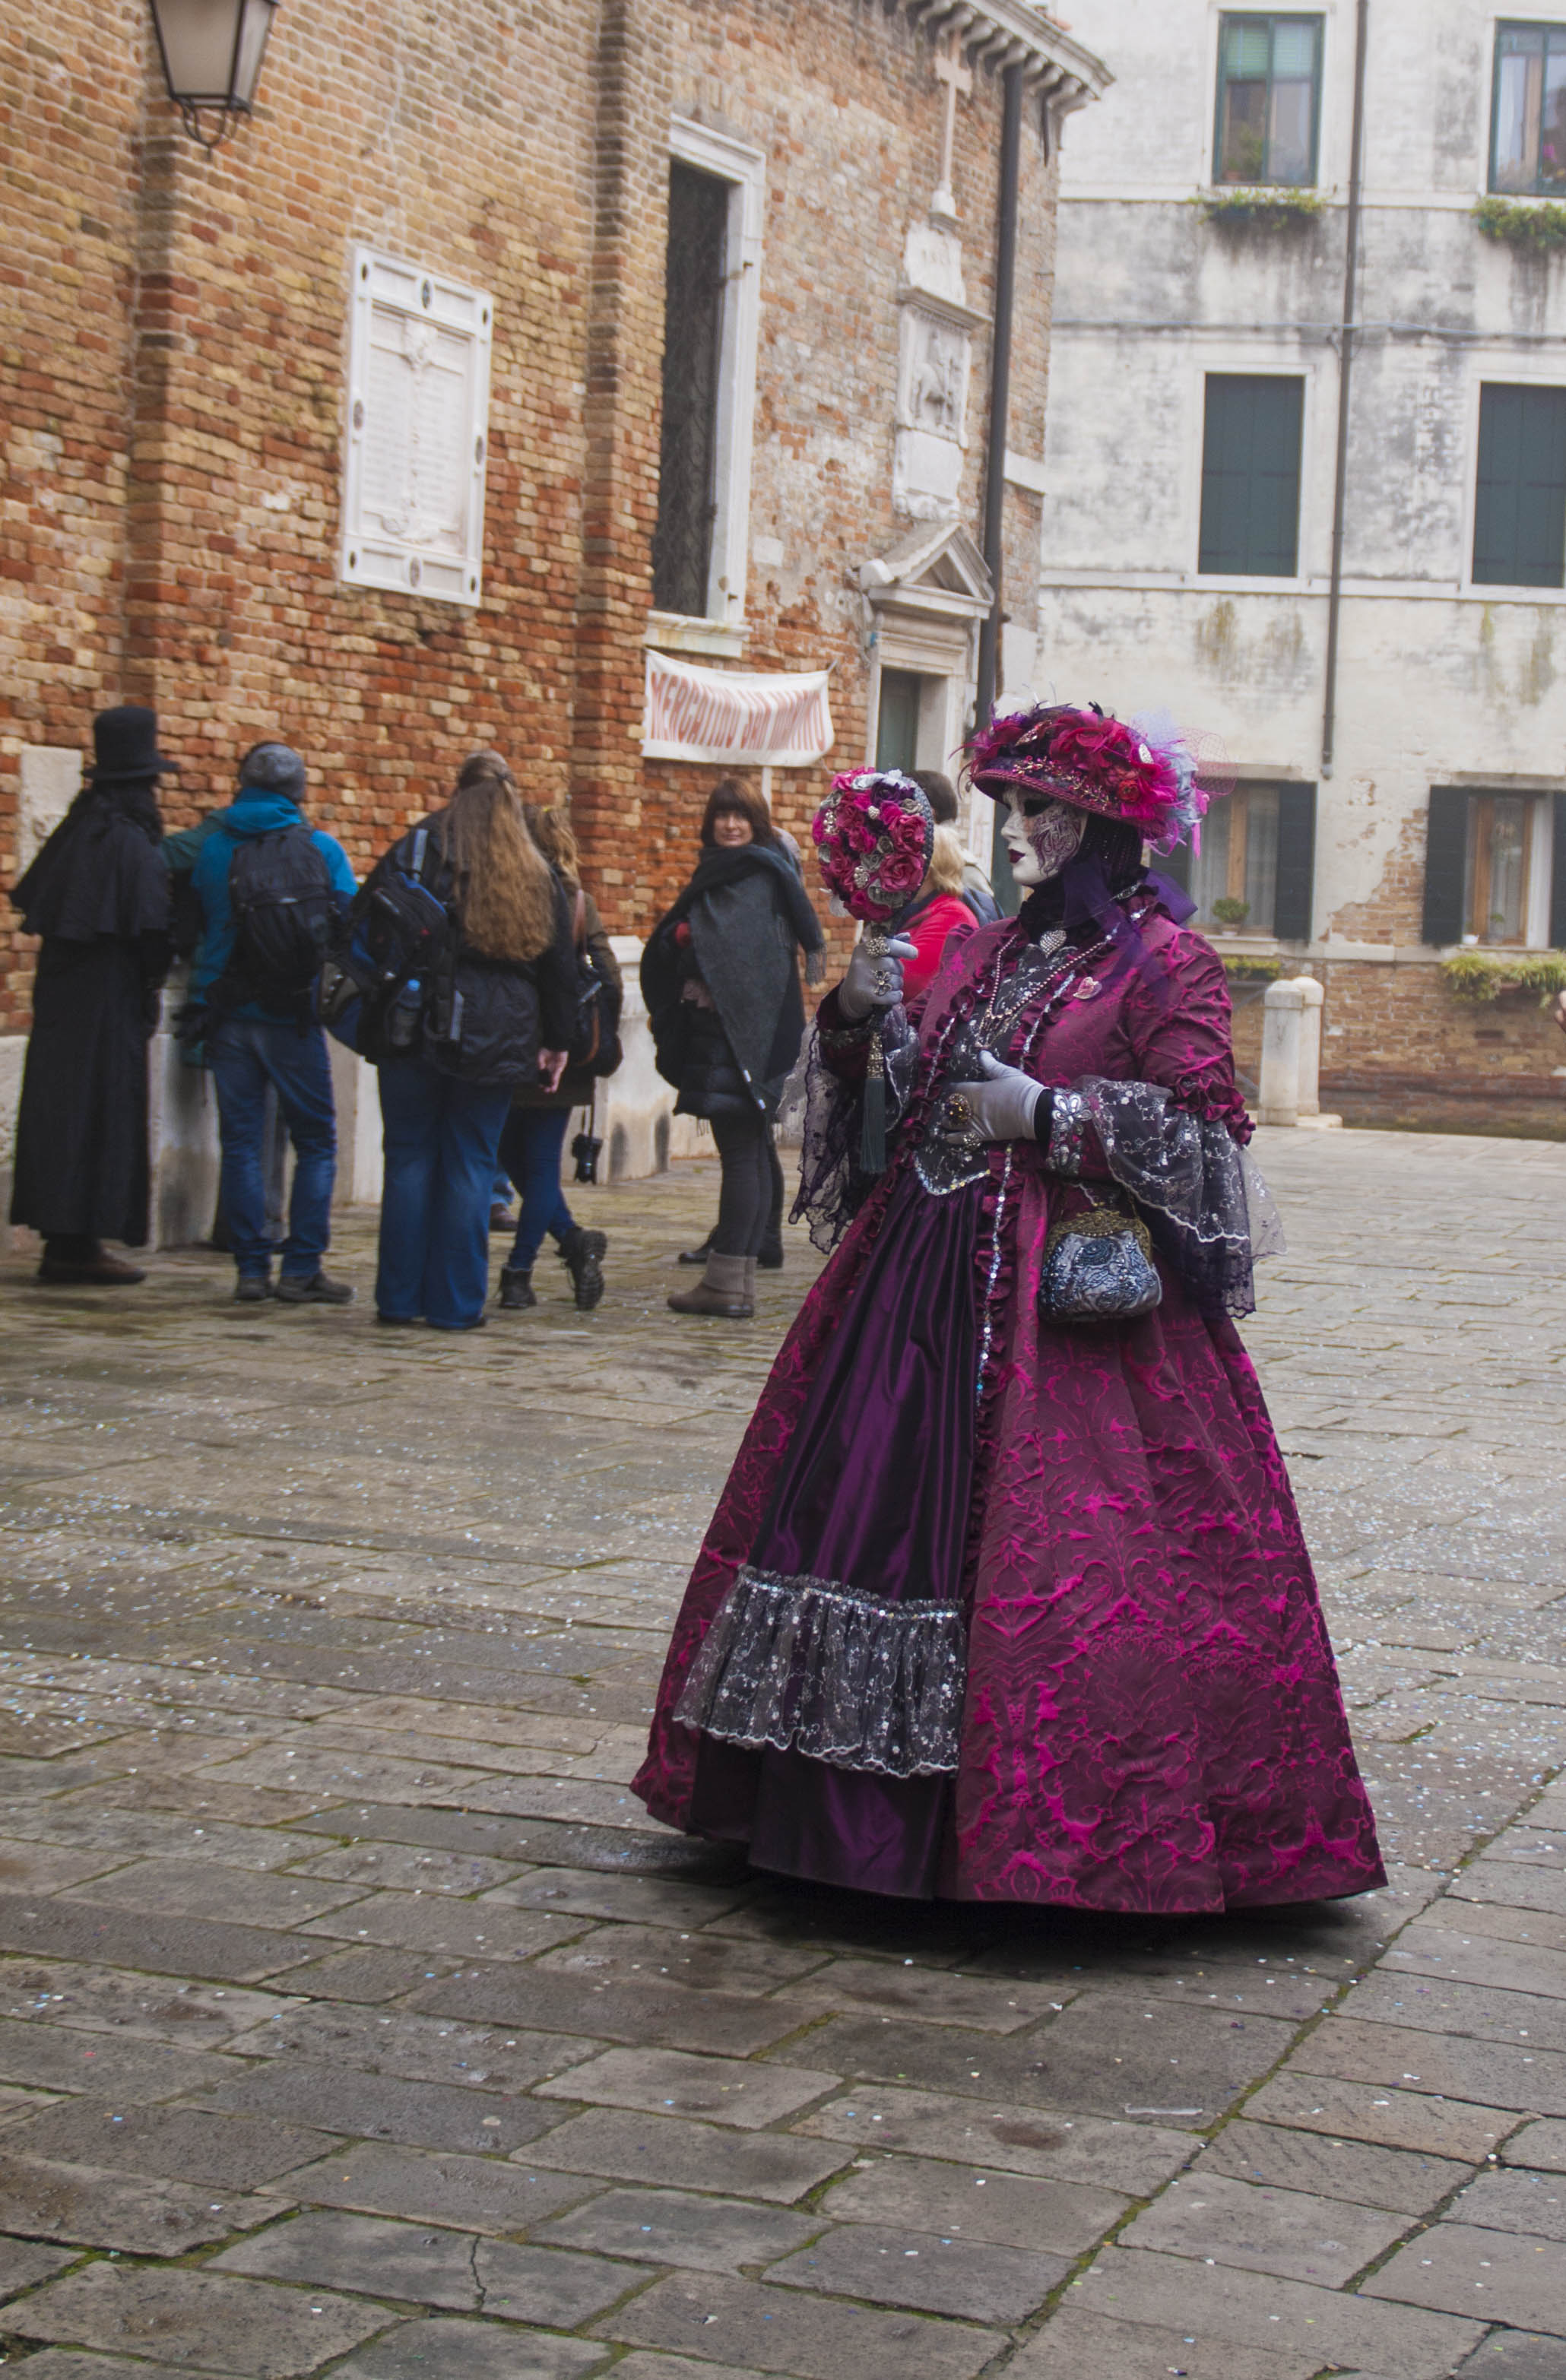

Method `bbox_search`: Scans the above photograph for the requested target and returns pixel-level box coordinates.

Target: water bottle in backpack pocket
[320,826,456,1056]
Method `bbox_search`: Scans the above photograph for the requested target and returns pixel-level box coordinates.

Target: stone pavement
[0,1128,1562,2380]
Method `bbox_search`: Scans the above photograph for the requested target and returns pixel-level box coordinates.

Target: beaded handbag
[1040,1205,1162,1323]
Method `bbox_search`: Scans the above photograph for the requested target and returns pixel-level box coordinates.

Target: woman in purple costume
[632,704,1384,1912]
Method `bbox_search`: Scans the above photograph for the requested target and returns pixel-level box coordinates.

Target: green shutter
[1422,788,1469,946]
[1551,791,1566,948]
[1200,376,1304,576]
[1273,784,1316,940]
[1158,840,1194,898]
[1473,384,1566,588]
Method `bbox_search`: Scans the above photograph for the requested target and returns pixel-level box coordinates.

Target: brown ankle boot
[667,1250,753,1319]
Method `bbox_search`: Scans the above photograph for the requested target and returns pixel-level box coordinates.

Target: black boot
[559,1226,607,1311]
[677,1234,715,1266]
[498,1266,537,1310]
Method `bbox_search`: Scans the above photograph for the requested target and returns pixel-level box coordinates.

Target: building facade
[1035,0,1566,1123]
[2,0,1106,1210]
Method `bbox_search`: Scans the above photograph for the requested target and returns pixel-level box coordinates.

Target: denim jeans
[499,1106,575,1272]
[376,1061,511,1328]
[208,1016,338,1281]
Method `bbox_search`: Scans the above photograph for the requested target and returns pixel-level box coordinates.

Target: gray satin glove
[838,933,919,1022]
[944,1049,1042,1142]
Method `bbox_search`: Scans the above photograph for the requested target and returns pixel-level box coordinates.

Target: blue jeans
[376,1062,511,1328]
[499,1107,575,1272]
[208,1016,338,1281]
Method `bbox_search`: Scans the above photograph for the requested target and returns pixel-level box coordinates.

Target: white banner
[643,649,835,766]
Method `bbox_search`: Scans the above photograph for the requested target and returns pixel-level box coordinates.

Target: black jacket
[642,843,823,1121]
[363,817,578,1092]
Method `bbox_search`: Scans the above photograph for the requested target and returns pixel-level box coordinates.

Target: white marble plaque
[341,247,493,606]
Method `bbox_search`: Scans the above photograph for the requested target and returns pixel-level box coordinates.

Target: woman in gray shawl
[643,781,824,1320]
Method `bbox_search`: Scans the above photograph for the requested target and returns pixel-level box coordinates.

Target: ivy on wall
[1440,951,1566,1002]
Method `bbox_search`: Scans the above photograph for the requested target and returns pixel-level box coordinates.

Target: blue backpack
[319,826,458,1058]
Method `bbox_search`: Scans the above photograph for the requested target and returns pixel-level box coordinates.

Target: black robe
[10,786,172,1244]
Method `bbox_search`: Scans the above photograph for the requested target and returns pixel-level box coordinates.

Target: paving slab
[288,1844,527,1895]
[190,2059,560,2154]
[59,1860,364,1929]
[8,2261,392,2375]
[2,2359,235,2380]
[765,2218,1067,2323]
[280,2141,586,2233]
[1450,2333,1566,2378]
[0,2233,81,2296]
[1120,2169,1411,2285]
[1291,2018,1566,2116]
[817,2153,1130,2254]
[1446,2164,1566,2240]
[407,1965,811,2055]
[0,1966,296,2052]
[0,2022,235,2104]
[8,2100,333,2189]
[221,2004,599,2090]
[535,2184,819,2271]
[525,2108,851,2203]
[1069,2242,1485,2377]
[271,1947,465,2004]
[214,2205,640,2325]
[596,2268,997,2380]
[1241,2069,1522,2160]
[0,1896,319,1984]
[1191,2118,1472,2214]
[1365,2220,1566,2334]
[1005,2302,1331,2380]
[536,2048,838,2129]
[296,1891,582,1960]
[1505,2119,1566,2173]
[1346,1971,1566,2050]
[794,2084,1197,2195]
[327,2318,610,2379]
[0,2148,284,2256]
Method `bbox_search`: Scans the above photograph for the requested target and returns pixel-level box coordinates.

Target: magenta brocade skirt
[636,1165,1385,1913]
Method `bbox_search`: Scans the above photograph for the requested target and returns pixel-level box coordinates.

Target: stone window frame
[645,119,766,662]
[339,246,493,609]
[1488,17,1566,198]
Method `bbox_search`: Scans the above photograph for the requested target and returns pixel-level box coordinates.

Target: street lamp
[147,0,280,151]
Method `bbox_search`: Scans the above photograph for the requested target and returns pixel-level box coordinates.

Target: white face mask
[1002,791,1086,887]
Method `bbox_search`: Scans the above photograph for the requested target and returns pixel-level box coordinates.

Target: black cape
[642,844,824,1118]
[10,787,172,1243]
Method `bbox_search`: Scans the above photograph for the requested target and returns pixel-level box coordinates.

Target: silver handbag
[1040,1206,1162,1323]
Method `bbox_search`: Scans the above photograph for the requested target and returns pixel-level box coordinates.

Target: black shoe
[375,1311,420,1326]
[489,1202,515,1231]
[560,1226,607,1312]
[757,1240,785,1271]
[233,1276,272,1304]
[275,1271,355,1305]
[677,1238,715,1266]
[498,1266,537,1310]
[38,1243,147,1286]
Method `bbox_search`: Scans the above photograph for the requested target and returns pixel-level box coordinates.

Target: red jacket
[901,893,975,1000]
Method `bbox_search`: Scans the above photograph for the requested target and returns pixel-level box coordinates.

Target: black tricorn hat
[90,705,176,781]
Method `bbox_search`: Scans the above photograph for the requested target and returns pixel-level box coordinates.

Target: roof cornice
[891,0,1112,116]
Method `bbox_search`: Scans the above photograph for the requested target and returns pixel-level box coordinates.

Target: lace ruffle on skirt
[674,1564,965,1777]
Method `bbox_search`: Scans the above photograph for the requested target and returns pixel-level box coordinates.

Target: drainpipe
[978,59,1024,903]
[1320,0,1371,778]
[976,59,1023,729]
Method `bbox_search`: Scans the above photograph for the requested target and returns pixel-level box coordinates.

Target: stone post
[1295,975,1326,1118]
[1259,978,1310,1126]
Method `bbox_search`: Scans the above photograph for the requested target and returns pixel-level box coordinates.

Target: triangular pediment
[859,523,994,610]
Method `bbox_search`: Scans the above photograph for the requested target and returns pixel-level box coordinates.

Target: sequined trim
[818,1018,873,1051]
[1047,1089,1088,1178]
[674,1563,965,1777]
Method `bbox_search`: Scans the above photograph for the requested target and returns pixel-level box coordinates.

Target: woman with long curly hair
[363,753,577,1330]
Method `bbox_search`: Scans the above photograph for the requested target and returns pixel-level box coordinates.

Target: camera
[571,1131,604,1186]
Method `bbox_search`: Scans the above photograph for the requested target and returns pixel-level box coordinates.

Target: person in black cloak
[642,779,824,1321]
[10,706,176,1285]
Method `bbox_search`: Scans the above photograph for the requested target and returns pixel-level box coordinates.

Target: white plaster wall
[1042,0,1566,952]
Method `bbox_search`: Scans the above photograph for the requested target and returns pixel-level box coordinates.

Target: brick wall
[2,0,1063,1028]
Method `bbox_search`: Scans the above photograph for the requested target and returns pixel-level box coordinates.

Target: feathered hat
[964,702,1213,852]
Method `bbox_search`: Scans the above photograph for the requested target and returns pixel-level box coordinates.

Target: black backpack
[217,827,338,1017]
[319,826,460,1059]
[567,887,624,1078]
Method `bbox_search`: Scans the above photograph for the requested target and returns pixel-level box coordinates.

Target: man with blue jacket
[192,743,357,1304]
